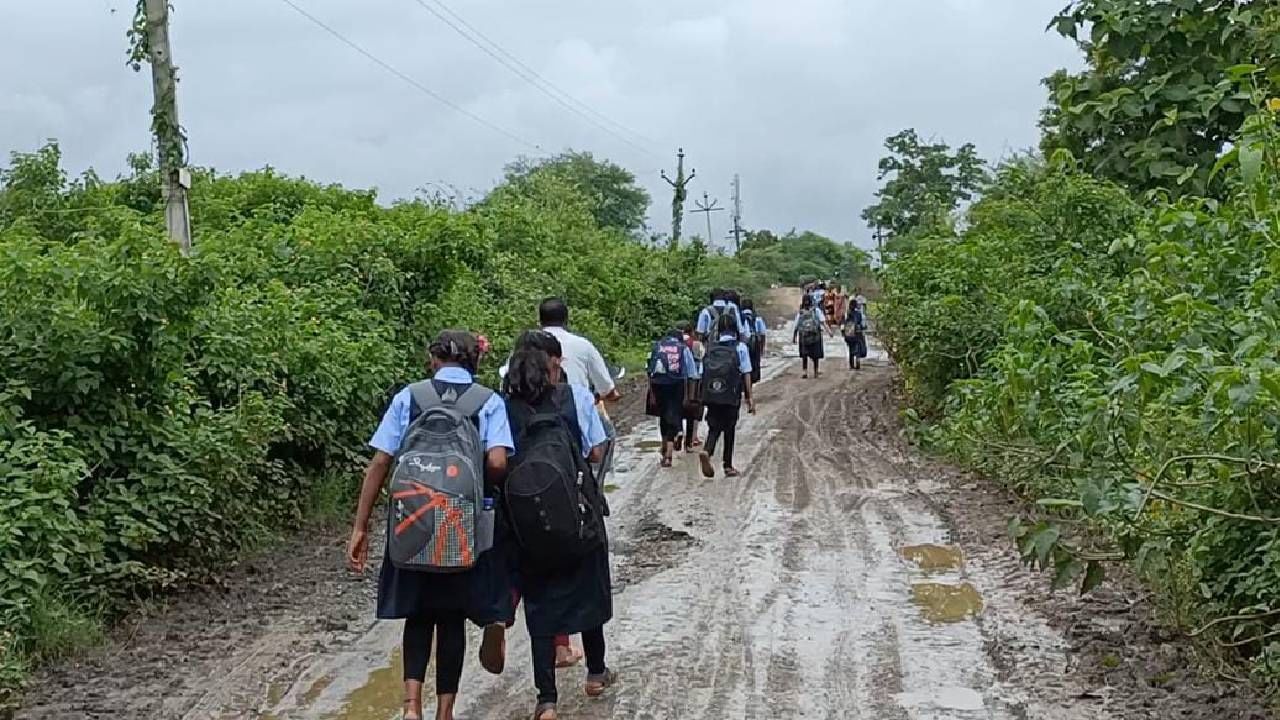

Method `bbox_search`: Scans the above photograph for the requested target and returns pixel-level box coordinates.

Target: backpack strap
[409,381,493,419]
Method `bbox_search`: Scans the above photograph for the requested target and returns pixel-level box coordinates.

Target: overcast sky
[0,0,1080,251]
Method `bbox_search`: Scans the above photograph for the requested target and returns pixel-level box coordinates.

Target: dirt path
[18,320,1270,719]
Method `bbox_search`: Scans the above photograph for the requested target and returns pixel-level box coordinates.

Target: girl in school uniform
[503,330,617,720]
[793,294,831,378]
[346,331,513,720]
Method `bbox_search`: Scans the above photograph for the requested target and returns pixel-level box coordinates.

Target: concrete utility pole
[874,225,886,267]
[730,174,743,253]
[691,191,724,249]
[660,148,695,249]
[143,0,192,255]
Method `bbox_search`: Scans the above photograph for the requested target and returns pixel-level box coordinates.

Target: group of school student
[645,288,766,478]
[346,298,621,720]
[795,281,869,376]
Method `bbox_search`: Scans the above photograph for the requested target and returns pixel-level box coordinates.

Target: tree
[737,229,871,287]
[502,150,650,236]
[860,129,986,244]
[1041,0,1280,196]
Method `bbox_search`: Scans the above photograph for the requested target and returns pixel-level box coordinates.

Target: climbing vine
[125,0,187,170]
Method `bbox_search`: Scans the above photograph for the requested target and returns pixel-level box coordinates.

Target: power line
[277,0,542,152]
[405,0,662,160]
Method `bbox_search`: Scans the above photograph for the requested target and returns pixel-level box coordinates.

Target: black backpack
[702,341,743,406]
[504,386,606,572]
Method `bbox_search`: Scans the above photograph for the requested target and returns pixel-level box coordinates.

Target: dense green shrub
[0,143,725,707]
[880,112,1280,686]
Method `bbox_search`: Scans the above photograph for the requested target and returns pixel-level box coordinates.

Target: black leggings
[532,626,607,704]
[704,403,740,468]
[802,357,821,374]
[403,610,466,694]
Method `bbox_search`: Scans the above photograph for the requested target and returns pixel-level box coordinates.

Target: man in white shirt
[536,297,620,669]
[538,298,620,402]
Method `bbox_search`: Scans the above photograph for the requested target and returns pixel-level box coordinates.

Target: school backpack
[742,310,765,353]
[843,311,865,339]
[505,387,606,572]
[797,310,822,346]
[386,382,492,572]
[647,335,686,384]
[702,342,743,406]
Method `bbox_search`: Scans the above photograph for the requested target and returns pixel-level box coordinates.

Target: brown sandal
[585,668,618,697]
[533,701,558,720]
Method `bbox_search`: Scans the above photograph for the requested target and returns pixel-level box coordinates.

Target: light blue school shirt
[369,366,514,455]
[717,334,754,374]
[794,307,826,328]
[697,300,751,337]
[565,384,609,458]
[754,317,768,335]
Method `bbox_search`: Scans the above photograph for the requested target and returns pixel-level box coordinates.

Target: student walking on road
[699,313,756,478]
[535,298,617,667]
[740,298,767,384]
[646,326,698,467]
[794,294,830,379]
[347,331,512,720]
[502,331,617,720]
[677,321,705,452]
[844,300,869,370]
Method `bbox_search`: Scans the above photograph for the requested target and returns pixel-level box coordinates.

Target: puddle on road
[325,647,401,720]
[900,544,964,572]
[634,439,663,450]
[910,582,984,623]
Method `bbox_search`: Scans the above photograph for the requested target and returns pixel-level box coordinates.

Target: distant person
[739,298,767,384]
[829,286,847,328]
[646,326,698,467]
[854,288,869,314]
[347,331,512,720]
[677,321,705,452]
[699,312,756,478]
[843,300,868,370]
[697,288,749,341]
[793,294,830,379]
[812,282,827,311]
[723,288,751,338]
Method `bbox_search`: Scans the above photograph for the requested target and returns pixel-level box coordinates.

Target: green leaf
[1032,526,1060,568]
[1240,144,1263,184]
[1224,64,1261,79]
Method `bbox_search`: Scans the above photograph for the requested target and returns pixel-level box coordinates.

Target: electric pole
[660,148,695,249]
[730,174,743,253]
[142,0,193,255]
[691,191,724,249]
[874,225,885,267]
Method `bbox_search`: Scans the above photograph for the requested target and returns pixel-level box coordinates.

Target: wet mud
[16,325,1273,719]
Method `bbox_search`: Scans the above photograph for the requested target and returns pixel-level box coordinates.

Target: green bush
[880,113,1280,687]
[0,143,726,707]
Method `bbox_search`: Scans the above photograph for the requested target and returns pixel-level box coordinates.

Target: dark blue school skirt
[376,504,516,622]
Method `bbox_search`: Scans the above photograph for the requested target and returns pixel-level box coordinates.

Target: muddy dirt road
[19,318,1270,719]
